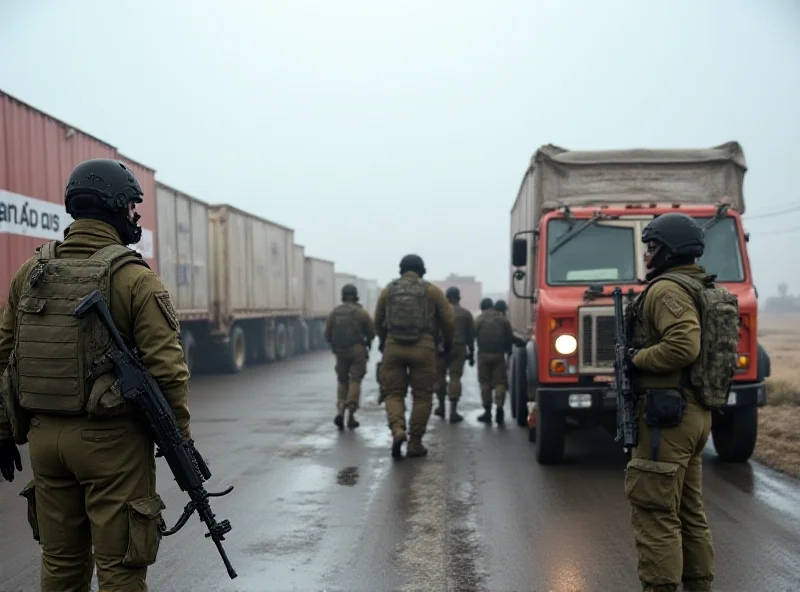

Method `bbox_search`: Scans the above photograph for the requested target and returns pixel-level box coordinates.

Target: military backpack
[330,303,363,353]
[385,277,430,344]
[476,311,506,353]
[650,272,740,410]
[8,240,146,416]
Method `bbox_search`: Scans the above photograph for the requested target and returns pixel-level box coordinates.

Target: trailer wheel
[711,405,758,462]
[275,323,288,360]
[261,322,277,362]
[535,400,566,465]
[296,324,310,354]
[224,325,247,374]
[181,329,196,377]
[286,323,296,358]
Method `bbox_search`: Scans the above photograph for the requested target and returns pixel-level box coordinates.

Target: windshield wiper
[702,203,731,232]
[549,212,618,255]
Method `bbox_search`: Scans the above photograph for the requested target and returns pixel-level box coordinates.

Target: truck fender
[757,341,770,381]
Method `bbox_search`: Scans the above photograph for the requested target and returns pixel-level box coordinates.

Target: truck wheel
[224,325,247,374]
[711,405,758,462]
[181,329,196,377]
[296,325,310,354]
[513,348,529,427]
[275,323,288,360]
[535,404,566,464]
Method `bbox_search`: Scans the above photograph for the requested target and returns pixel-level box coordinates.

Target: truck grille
[579,306,616,373]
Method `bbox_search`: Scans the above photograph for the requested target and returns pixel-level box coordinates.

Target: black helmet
[341,283,358,301]
[494,299,507,313]
[64,158,144,245]
[399,254,426,277]
[445,286,460,301]
[641,213,705,257]
[480,297,493,310]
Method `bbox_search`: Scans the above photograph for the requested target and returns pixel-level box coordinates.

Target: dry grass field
[755,313,800,478]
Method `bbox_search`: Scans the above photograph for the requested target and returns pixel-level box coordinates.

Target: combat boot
[477,405,492,423]
[391,429,407,459]
[495,405,505,425]
[334,413,344,430]
[434,396,445,418]
[406,435,428,458]
[449,401,463,423]
[347,408,360,429]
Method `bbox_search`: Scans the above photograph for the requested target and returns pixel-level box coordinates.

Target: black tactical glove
[467,351,475,367]
[378,340,385,354]
[0,439,23,482]
[626,348,639,374]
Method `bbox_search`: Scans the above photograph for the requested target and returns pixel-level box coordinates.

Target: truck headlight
[554,334,577,356]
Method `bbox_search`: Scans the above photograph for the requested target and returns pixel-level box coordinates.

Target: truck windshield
[694,217,745,282]
[546,219,637,284]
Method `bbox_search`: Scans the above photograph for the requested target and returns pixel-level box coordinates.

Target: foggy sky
[1,0,798,295]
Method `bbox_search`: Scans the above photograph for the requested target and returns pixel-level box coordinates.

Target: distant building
[431,273,483,313]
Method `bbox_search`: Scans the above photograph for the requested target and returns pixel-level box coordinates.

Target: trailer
[304,256,336,349]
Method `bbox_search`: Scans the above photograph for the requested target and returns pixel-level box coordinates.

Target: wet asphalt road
[2,351,800,592]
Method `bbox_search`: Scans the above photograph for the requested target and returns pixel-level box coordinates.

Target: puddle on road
[336,466,360,486]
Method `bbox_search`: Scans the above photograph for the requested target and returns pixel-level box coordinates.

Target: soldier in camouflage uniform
[433,286,475,423]
[374,255,455,459]
[324,284,376,429]
[474,298,513,425]
[493,299,510,389]
[0,159,191,591]
[625,213,723,592]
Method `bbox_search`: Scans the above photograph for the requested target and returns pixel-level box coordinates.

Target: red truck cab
[507,143,769,464]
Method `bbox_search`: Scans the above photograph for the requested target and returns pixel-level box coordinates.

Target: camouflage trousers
[625,394,714,592]
[380,342,437,438]
[435,346,467,403]
[334,344,368,413]
[477,352,507,407]
[24,413,163,592]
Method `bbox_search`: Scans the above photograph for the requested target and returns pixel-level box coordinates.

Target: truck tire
[513,347,529,427]
[535,400,565,465]
[181,329,196,377]
[711,405,758,462]
[275,323,288,360]
[261,322,277,362]
[224,325,247,374]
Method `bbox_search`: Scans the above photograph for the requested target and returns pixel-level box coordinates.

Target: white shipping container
[291,244,305,312]
[209,204,296,319]
[304,257,336,317]
[155,182,211,319]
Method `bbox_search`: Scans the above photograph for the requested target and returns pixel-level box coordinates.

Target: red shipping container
[0,90,158,307]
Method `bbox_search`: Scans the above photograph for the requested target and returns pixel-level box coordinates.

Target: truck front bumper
[535,380,767,413]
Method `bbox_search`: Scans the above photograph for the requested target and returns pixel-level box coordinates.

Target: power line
[743,204,800,220]
[751,226,800,237]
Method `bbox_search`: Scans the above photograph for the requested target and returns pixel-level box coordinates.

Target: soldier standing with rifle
[617,213,738,592]
[0,159,235,590]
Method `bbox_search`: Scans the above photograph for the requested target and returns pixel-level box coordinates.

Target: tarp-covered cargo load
[515,141,747,228]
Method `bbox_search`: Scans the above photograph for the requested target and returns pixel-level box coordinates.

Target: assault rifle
[73,289,237,580]
[611,287,638,451]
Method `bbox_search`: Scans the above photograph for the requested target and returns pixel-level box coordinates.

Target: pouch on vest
[11,241,145,416]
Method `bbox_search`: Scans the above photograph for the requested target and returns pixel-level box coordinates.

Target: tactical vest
[384,277,431,344]
[9,241,145,416]
[330,303,364,353]
[629,272,739,410]
[476,311,505,353]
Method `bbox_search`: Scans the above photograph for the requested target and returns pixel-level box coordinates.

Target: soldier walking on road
[475,298,513,425]
[374,255,455,459]
[493,299,510,390]
[625,213,726,592]
[0,159,192,591]
[433,286,475,423]
[324,283,376,430]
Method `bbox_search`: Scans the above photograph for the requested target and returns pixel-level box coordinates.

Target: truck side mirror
[512,238,528,267]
